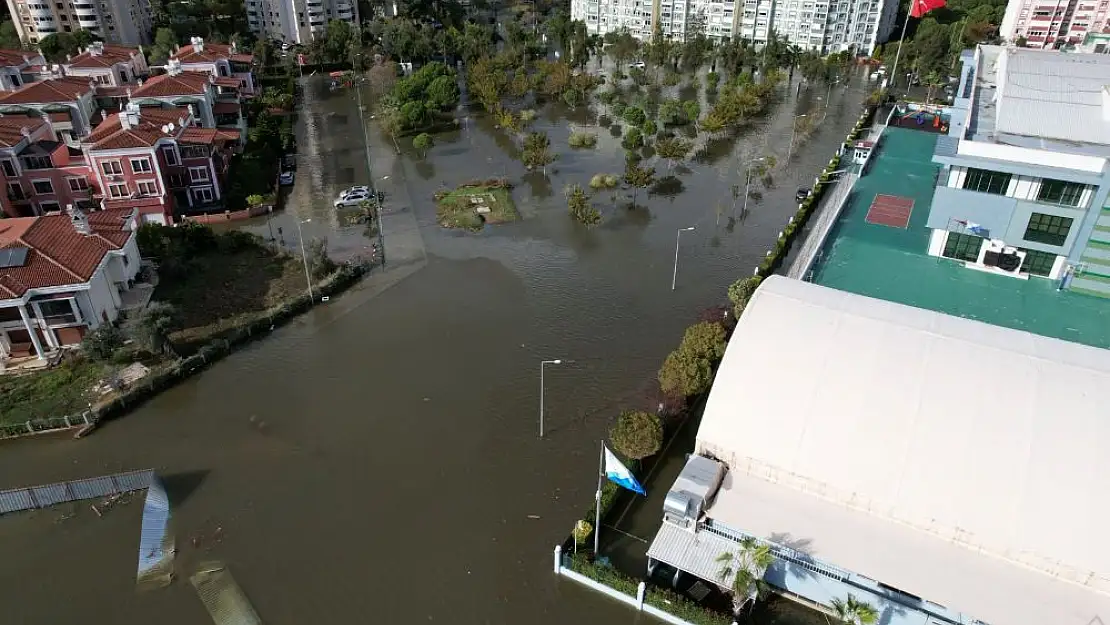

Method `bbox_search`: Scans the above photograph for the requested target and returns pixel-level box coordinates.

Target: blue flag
[604,447,647,496]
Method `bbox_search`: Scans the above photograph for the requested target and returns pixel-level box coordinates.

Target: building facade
[571,0,897,53]
[0,49,48,91]
[4,0,153,46]
[1000,0,1110,48]
[63,42,150,87]
[928,45,1110,297]
[245,0,358,45]
[0,206,139,362]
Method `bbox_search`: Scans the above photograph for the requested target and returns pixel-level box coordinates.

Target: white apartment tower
[246,0,358,45]
[1000,0,1110,49]
[572,0,897,53]
[5,0,152,45]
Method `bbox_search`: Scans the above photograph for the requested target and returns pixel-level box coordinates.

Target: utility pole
[355,83,386,267]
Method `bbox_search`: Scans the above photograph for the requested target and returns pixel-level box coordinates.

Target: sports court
[864,194,915,228]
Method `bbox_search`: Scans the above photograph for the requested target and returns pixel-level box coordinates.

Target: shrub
[623,105,646,126]
[706,72,720,91]
[621,127,644,150]
[642,119,657,136]
[610,101,627,118]
[658,321,727,397]
[663,71,680,86]
[609,410,664,460]
[598,89,618,104]
[83,324,124,361]
[569,131,598,148]
[307,238,337,280]
[572,520,592,545]
[136,302,182,356]
[567,184,601,226]
[728,276,763,318]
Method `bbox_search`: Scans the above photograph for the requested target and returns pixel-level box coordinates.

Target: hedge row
[92,262,369,423]
[752,102,879,279]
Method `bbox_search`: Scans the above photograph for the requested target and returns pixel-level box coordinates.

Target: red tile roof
[213,76,241,88]
[0,208,134,299]
[179,127,240,145]
[131,72,211,98]
[88,107,190,150]
[66,44,140,69]
[0,77,95,105]
[0,114,48,148]
[171,42,254,65]
[0,49,33,67]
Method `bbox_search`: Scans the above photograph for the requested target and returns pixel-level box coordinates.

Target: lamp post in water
[295,217,313,302]
[539,359,563,438]
[672,227,696,290]
[788,114,808,160]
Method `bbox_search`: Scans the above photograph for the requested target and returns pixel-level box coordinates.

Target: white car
[341,185,370,196]
[278,171,294,186]
[629,61,646,70]
[334,189,372,208]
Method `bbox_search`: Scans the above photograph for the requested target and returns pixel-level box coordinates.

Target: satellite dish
[161,124,169,133]
[167,123,175,132]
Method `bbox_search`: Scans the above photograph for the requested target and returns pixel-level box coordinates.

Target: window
[22,155,51,170]
[168,173,186,188]
[136,180,158,196]
[107,182,129,198]
[1024,213,1073,246]
[101,160,122,175]
[162,146,179,165]
[193,187,214,203]
[7,182,24,199]
[943,232,984,262]
[37,299,76,324]
[188,166,210,183]
[181,145,208,159]
[37,200,59,213]
[67,177,89,191]
[1,159,15,177]
[32,180,53,195]
[130,157,152,173]
[1020,248,1057,276]
[962,168,1011,195]
[1037,178,1085,207]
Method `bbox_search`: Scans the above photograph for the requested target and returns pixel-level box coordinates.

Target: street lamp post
[742,157,765,218]
[295,217,314,302]
[354,83,387,267]
[788,113,808,160]
[539,359,563,438]
[672,227,695,291]
[824,80,834,121]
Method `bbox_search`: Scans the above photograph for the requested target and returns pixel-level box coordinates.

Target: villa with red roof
[62,42,150,88]
[0,76,100,141]
[0,49,47,92]
[131,60,246,133]
[170,37,256,97]
[0,206,139,363]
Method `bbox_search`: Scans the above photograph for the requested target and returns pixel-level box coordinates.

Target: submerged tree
[623,160,656,206]
[413,132,433,157]
[567,184,601,226]
[523,131,556,175]
[655,137,692,170]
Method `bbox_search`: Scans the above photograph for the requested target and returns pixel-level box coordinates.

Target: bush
[610,101,628,118]
[136,302,182,356]
[663,72,680,86]
[728,276,763,318]
[83,325,124,361]
[567,184,601,226]
[623,105,647,126]
[569,554,638,596]
[609,410,664,460]
[621,127,644,150]
[658,321,727,397]
[569,131,598,148]
[307,238,337,280]
[706,72,720,91]
[642,119,657,136]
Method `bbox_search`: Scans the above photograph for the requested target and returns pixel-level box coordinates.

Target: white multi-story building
[1000,0,1109,49]
[572,0,896,53]
[245,0,358,45]
[4,0,152,46]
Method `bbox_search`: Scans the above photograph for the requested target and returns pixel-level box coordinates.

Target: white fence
[552,545,737,625]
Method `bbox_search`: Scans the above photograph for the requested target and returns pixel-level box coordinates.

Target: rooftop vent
[88,41,104,56]
[166,58,182,76]
[190,36,204,52]
[662,455,726,529]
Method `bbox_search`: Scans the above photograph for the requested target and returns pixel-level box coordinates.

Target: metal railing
[0,410,94,441]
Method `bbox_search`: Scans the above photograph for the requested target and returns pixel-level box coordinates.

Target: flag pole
[889,13,913,90]
[594,440,604,555]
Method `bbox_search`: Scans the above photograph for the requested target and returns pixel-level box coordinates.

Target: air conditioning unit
[981,240,1026,275]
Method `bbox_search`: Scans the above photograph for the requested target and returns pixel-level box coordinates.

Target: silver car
[334,190,372,208]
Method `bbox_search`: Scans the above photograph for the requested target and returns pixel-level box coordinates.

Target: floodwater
[0,68,869,624]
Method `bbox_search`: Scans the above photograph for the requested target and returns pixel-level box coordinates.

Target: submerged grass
[0,357,106,423]
[435,180,519,231]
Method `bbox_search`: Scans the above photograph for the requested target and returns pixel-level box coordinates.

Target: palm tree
[715,537,774,615]
[830,594,879,625]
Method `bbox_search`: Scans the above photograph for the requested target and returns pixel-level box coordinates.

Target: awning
[646,521,739,588]
[212,101,240,115]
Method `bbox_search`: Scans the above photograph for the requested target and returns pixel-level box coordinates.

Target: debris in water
[527,515,541,519]
[190,562,263,625]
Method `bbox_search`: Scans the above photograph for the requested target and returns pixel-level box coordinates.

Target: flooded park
[0,67,870,624]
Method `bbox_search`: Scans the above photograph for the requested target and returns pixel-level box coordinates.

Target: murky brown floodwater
[0,68,868,624]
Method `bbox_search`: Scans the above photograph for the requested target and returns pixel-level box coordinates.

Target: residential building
[0,112,96,218]
[0,49,48,92]
[131,60,246,135]
[169,38,257,97]
[245,0,358,45]
[1000,0,1109,48]
[571,0,897,53]
[5,0,153,46]
[0,206,139,362]
[0,75,101,143]
[1072,30,1110,52]
[85,102,240,223]
[929,45,1110,297]
[63,42,150,88]
[646,275,1110,625]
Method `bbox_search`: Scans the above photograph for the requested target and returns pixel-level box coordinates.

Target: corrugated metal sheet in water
[0,489,34,514]
[69,476,116,499]
[30,483,70,507]
[191,563,263,625]
[136,476,174,588]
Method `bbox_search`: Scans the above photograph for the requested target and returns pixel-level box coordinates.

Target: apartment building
[5,0,153,46]
[1000,0,1109,48]
[572,0,896,53]
[927,45,1110,297]
[62,41,149,87]
[170,37,256,97]
[245,0,358,45]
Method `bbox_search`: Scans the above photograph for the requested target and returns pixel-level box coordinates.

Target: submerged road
[0,71,870,624]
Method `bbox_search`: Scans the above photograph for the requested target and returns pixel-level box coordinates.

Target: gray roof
[989,45,1110,145]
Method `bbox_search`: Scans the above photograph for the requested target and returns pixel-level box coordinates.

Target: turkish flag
[910,0,945,17]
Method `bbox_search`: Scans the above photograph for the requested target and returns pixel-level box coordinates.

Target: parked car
[629,61,646,70]
[282,154,296,171]
[335,189,372,208]
[795,187,811,202]
[279,171,295,186]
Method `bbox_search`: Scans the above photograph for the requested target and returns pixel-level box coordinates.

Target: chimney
[66,53,72,62]
[166,58,182,76]
[190,36,204,52]
[68,204,92,235]
[89,41,104,56]
[230,41,237,54]
[122,101,140,129]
